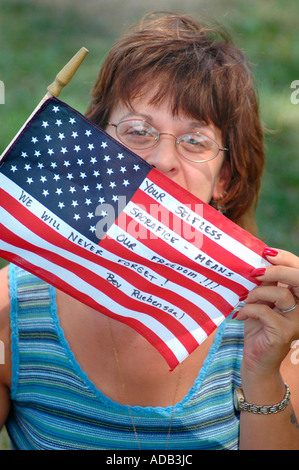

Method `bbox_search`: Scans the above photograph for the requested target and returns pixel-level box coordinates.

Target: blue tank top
[6,264,244,450]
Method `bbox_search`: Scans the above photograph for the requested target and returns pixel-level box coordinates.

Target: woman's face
[106,91,230,205]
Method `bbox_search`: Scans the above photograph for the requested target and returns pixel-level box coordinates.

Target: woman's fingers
[263,248,299,269]
[244,285,298,313]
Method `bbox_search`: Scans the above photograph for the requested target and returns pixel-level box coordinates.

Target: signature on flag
[0,97,269,369]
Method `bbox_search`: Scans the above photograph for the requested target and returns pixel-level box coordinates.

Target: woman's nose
[144,134,180,174]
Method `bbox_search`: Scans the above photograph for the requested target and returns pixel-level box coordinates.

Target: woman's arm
[234,249,299,450]
[0,265,12,429]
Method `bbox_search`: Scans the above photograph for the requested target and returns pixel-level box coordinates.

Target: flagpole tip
[47,47,89,97]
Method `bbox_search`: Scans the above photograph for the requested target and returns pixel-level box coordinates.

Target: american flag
[0,97,269,370]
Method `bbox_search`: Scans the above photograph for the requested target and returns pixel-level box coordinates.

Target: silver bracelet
[234,383,290,414]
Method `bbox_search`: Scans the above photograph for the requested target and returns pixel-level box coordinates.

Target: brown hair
[85,12,265,235]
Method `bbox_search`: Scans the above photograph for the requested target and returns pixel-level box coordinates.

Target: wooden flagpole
[0,47,89,162]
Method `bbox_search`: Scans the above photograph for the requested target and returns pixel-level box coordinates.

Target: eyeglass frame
[108,119,228,163]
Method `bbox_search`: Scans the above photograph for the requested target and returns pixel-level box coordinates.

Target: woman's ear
[212,160,231,201]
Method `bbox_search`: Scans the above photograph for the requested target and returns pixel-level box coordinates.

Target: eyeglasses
[108,119,228,163]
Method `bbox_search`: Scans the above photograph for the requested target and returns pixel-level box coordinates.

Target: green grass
[0,0,298,449]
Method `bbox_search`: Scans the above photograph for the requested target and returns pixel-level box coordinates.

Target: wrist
[240,367,286,405]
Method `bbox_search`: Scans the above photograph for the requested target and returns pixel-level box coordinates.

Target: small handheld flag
[0,52,270,370]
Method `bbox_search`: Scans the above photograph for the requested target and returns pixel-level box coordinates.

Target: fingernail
[232,311,238,319]
[263,248,279,257]
[251,267,266,277]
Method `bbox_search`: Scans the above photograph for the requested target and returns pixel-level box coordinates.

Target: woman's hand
[234,248,299,378]
[235,249,299,450]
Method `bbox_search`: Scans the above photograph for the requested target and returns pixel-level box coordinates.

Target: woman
[0,12,299,450]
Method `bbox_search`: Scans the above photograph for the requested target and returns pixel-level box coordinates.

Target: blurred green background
[0,0,298,450]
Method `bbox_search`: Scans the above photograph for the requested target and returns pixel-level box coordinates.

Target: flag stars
[6,101,150,244]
